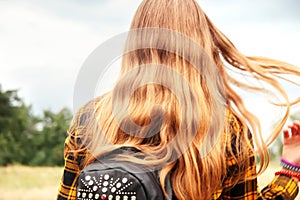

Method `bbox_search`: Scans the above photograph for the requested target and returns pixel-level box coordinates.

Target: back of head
[130,0,214,51]
[102,1,229,199]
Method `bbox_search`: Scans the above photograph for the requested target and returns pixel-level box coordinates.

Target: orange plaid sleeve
[57,101,95,200]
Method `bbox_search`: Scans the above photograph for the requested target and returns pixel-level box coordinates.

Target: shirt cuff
[261,175,299,199]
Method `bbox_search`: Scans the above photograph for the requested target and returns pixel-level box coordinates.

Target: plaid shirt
[57,101,299,200]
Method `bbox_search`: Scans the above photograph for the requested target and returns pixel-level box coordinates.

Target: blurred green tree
[0,85,38,165]
[0,85,72,166]
[29,108,72,166]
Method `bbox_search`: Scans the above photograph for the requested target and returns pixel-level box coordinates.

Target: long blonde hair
[77,0,300,199]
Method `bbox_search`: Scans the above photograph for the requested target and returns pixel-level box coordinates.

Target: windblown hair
[77,0,300,199]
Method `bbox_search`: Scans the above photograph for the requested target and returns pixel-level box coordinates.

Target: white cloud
[0,2,122,113]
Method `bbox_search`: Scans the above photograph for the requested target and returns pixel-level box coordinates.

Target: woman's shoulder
[70,93,109,133]
[225,110,244,133]
[224,109,253,146]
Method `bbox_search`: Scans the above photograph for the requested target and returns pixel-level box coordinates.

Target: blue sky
[0,0,299,134]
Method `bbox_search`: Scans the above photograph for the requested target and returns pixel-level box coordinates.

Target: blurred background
[0,0,299,199]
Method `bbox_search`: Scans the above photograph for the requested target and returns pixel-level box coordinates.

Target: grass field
[0,164,299,200]
[0,165,62,200]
